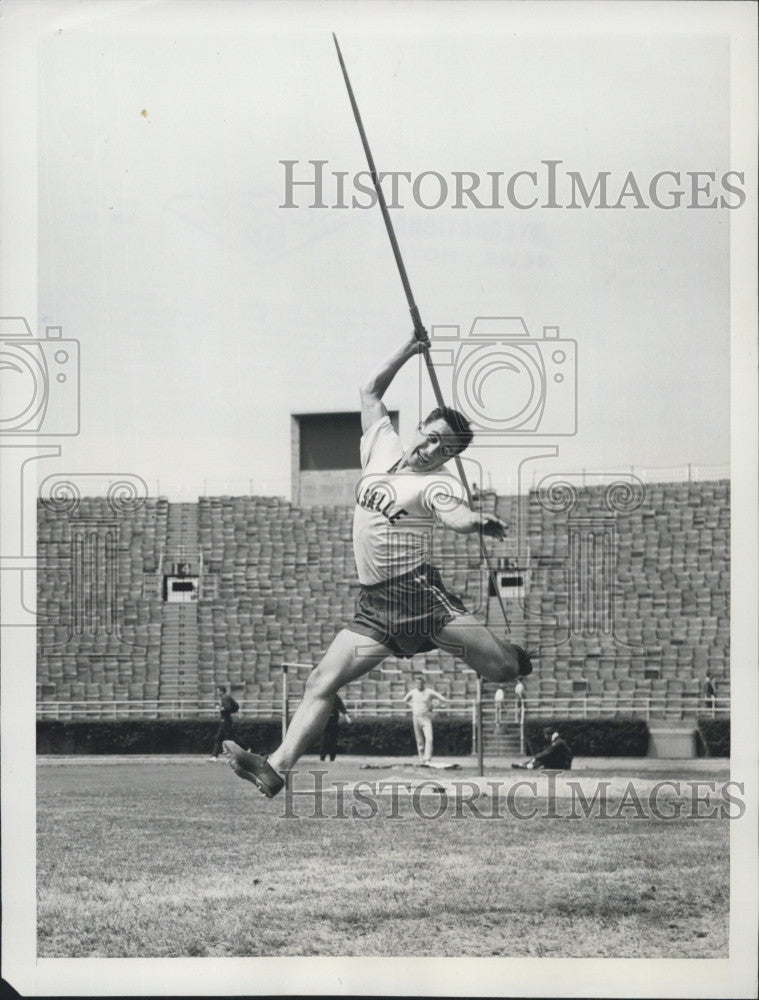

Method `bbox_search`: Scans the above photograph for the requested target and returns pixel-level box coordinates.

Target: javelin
[332,33,511,632]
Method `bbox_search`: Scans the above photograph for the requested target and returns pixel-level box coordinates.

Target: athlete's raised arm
[359,332,429,432]
[433,499,508,539]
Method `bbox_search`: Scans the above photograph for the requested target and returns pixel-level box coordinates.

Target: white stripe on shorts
[413,573,460,617]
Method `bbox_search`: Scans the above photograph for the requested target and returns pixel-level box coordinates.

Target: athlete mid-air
[224,332,533,797]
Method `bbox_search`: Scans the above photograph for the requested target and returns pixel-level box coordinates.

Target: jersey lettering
[358,485,409,525]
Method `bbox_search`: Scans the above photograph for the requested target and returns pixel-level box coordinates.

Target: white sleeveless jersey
[352,416,465,585]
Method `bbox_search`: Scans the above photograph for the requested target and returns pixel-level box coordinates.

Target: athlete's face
[405,418,460,474]
[416,677,425,689]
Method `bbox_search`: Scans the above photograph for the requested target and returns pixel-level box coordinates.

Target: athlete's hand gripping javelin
[477,514,509,539]
[412,324,431,348]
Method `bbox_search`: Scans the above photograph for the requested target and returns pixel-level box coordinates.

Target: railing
[35,694,729,722]
[35,699,281,721]
[523,693,730,720]
[528,464,729,490]
[341,698,473,719]
[83,465,730,503]
[492,697,526,743]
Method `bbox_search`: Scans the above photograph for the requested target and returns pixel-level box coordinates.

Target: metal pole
[281,663,289,740]
[476,676,484,777]
[333,34,511,632]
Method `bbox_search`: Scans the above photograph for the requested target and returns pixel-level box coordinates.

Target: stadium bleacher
[37,497,168,706]
[37,480,730,719]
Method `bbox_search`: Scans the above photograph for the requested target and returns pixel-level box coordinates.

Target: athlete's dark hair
[423,406,474,454]
[218,685,227,692]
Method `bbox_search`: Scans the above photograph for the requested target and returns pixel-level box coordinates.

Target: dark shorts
[349,563,467,658]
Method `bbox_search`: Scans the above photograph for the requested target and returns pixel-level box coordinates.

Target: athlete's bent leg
[412,716,425,761]
[268,629,391,772]
[433,614,521,683]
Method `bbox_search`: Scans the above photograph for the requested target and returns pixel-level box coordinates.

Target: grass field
[37,757,730,958]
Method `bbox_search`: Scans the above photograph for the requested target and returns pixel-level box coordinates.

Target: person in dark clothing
[209,685,239,761]
[512,727,573,770]
[703,674,716,710]
[319,694,352,762]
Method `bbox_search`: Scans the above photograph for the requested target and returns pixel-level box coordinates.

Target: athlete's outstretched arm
[360,334,428,431]
[434,499,508,539]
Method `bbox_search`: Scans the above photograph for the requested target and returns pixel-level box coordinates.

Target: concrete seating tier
[36,498,168,701]
[37,482,730,714]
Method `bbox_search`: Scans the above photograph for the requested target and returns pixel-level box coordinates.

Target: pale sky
[27,2,739,497]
